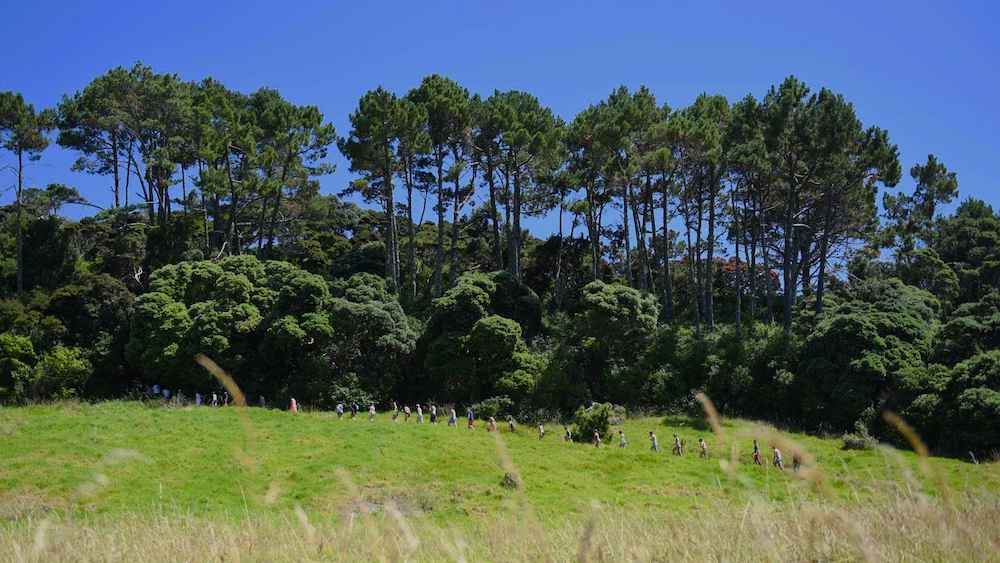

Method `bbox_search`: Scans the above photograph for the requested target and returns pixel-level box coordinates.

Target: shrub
[571,402,619,443]
[841,420,879,450]
[469,396,514,420]
[841,432,879,451]
[25,346,92,400]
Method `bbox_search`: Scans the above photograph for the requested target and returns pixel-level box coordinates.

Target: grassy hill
[1,401,998,561]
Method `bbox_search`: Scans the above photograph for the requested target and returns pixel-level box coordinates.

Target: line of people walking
[300,398,804,473]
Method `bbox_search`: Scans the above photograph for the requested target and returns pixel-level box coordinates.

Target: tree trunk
[706,178,717,332]
[433,150,446,296]
[225,152,239,255]
[449,153,461,286]
[405,164,417,302]
[622,177,633,286]
[815,187,834,314]
[746,189,758,323]
[385,145,399,292]
[732,192,742,339]
[661,179,673,323]
[511,168,522,280]
[124,140,133,209]
[694,187,705,331]
[781,180,796,335]
[630,176,651,290]
[681,192,700,336]
[586,181,600,281]
[503,169,512,271]
[15,149,24,295]
[181,165,188,215]
[486,159,502,271]
[111,132,121,208]
[761,211,775,324]
[554,194,565,308]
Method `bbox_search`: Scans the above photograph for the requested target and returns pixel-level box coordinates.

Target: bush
[841,420,879,450]
[25,346,92,400]
[950,387,1000,454]
[841,432,879,451]
[571,402,619,443]
[469,396,514,420]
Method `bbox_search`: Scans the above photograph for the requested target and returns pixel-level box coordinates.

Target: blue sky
[2,0,997,234]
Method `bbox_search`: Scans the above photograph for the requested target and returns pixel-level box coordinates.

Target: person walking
[404,405,411,422]
[538,423,545,440]
[467,407,475,429]
[448,408,457,427]
[368,404,376,421]
[592,430,602,447]
[430,404,438,424]
[507,416,516,433]
[392,401,399,422]
[487,417,497,432]
[773,447,784,470]
[672,434,683,456]
[792,452,802,473]
[699,437,709,458]
[336,403,345,419]
[619,429,628,448]
[350,403,358,420]
[564,427,573,442]
[289,398,298,413]
[649,431,660,452]
[416,404,424,424]
[752,440,763,466]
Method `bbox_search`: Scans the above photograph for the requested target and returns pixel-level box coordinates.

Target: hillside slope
[1,401,996,524]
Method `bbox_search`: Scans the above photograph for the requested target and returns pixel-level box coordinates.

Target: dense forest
[1,63,997,456]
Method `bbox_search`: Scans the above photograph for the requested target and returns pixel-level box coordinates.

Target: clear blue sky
[2,0,997,234]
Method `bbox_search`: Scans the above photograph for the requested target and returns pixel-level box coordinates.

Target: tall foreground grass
[3,494,998,562]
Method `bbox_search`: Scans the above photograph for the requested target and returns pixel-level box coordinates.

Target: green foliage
[895,248,960,308]
[468,395,514,419]
[128,257,323,393]
[419,272,542,404]
[930,198,1000,304]
[0,333,35,399]
[571,402,617,443]
[4,69,1000,459]
[556,281,658,402]
[949,387,1000,453]
[323,273,417,401]
[45,274,133,393]
[934,291,1000,364]
[25,345,91,399]
[799,278,937,431]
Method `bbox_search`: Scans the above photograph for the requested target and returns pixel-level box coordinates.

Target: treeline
[0,64,997,456]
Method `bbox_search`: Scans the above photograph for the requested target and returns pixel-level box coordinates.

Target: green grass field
[1,401,996,520]
[1,401,998,561]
